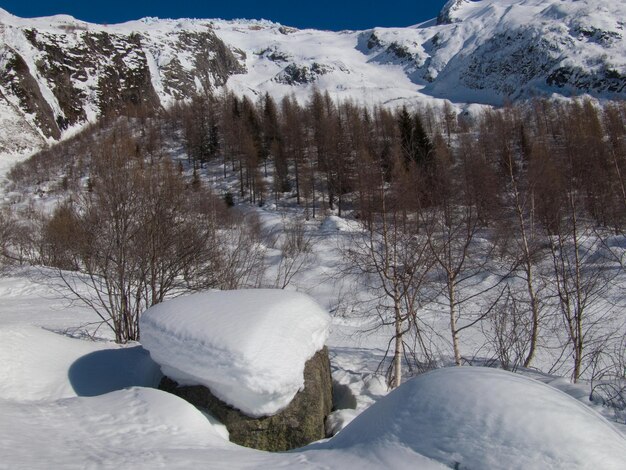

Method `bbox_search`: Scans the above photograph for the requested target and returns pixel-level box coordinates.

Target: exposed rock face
[0,16,245,144]
[159,347,333,452]
[275,63,331,85]
[437,0,471,25]
[0,49,61,139]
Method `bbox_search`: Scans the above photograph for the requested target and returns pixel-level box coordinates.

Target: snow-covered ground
[1,277,625,469]
[1,208,625,467]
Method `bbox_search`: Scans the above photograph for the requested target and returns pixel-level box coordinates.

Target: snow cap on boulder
[140,289,331,417]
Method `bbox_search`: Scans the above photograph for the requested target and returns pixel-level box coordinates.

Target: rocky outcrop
[547,66,625,95]
[0,19,245,144]
[159,347,333,452]
[275,63,331,85]
[0,49,61,139]
[437,0,471,25]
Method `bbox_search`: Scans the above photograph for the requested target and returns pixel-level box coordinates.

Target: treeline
[172,90,401,216]
[9,90,626,234]
[170,91,626,231]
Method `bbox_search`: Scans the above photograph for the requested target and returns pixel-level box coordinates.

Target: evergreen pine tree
[398,106,433,169]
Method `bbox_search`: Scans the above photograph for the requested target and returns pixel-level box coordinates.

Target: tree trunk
[393,302,403,389]
[448,278,462,366]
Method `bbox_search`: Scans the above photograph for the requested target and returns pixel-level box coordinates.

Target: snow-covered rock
[327,367,626,469]
[437,0,472,25]
[160,346,333,451]
[139,289,331,417]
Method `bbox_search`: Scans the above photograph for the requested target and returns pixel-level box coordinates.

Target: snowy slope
[0,0,625,157]
[362,0,625,103]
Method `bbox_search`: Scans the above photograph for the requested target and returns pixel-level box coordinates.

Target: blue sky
[0,1,448,30]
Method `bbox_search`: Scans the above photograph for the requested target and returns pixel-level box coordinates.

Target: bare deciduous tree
[212,211,267,290]
[271,216,313,289]
[45,137,229,343]
[347,156,435,388]
[423,134,493,366]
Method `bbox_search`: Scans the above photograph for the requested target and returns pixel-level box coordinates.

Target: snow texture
[139,289,330,417]
[328,367,626,469]
[0,325,161,402]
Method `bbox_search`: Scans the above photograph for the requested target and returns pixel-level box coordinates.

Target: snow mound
[139,289,330,417]
[0,325,160,401]
[0,386,447,469]
[328,367,626,469]
[0,387,232,469]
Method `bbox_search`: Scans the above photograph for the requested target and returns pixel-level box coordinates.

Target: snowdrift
[3,366,624,469]
[0,325,161,401]
[327,367,626,469]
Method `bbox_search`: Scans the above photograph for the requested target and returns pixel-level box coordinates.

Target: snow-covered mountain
[0,0,624,154]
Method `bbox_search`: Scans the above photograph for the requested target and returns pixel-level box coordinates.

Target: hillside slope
[0,0,624,154]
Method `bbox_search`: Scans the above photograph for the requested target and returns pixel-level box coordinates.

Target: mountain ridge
[0,0,624,155]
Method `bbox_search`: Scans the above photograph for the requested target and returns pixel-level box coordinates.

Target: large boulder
[159,346,333,451]
[140,289,333,450]
[140,290,331,417]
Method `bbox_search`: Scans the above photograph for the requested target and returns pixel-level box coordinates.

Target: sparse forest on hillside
[3,92,626,397]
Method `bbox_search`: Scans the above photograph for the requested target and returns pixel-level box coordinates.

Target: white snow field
[139,289,330,416]
[0,268,624,469]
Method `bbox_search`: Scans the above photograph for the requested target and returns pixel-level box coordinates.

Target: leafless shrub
[213,211,267,290]
[272,217,313,289]
[482,286,534,371]
[43,137,232,343]
[589,333,626,424]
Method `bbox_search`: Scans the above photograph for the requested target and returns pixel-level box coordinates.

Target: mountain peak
[0,7,14,21]
[437,0,472,25]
